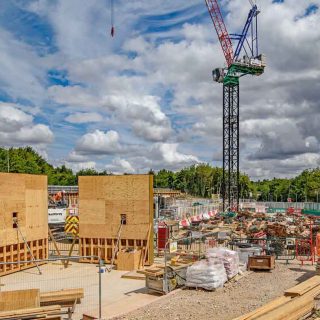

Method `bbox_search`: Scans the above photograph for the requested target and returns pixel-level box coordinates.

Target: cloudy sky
[0,0,319,179]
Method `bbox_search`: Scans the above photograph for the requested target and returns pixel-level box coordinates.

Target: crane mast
[205,0,266,211]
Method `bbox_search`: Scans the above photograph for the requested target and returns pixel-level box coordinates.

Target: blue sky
[0,0,319,179]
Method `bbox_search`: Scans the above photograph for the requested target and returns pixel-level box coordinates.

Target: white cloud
[65,112,103,124]
[1,0,320,178]
[105,158,136,174]
[14,124,54,144]
[0,30,47,104]
[0,103,53,146]
[75,129,121,154]
[152,143,199,165]
[0,104,33,132]
[66,150,89,162]
[243,153,320,180]
[242,118,320,160]
[65,161,96,172]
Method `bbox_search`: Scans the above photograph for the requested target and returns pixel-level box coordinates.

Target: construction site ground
[113,261,315,320]
[0,262,159,319]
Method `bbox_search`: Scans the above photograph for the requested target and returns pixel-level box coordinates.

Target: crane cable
[110,0,115,37]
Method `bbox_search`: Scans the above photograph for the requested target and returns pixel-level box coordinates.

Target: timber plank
[0,305,61,319]
[40,288,84,305]
[233,296,292,320]
[256,284,320,320]
[121,270,146,280]
[284,276,320,297]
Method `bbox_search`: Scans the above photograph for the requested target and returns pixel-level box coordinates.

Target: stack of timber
[0,306,61,319]
[40,288,84,307]
[78,175,154,266]
[234,275,320,320]
[0,289,40,311]
[0,173,48,276]
[0,289,61,319]
[0,288,83,320]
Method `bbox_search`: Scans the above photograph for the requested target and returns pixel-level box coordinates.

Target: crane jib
[205,0,234,67]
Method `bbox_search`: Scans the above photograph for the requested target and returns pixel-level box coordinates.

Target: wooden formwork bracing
[0,238,48,276]
[79,237,151,264]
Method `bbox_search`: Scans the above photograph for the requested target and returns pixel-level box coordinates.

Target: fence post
[164,245,168,294]
[99,257,102,319]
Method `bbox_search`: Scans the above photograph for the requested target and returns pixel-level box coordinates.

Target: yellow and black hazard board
[65,215,79,235]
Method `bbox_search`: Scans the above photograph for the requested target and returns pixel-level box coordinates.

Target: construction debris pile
[150,199,320,296]
[181,209,319,240]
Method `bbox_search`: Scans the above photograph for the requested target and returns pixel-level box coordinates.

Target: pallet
[121,271,146,280]
[79,237,152,265]
[0,238,48,276]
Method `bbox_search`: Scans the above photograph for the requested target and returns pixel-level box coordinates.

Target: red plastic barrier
[157,223,169,250]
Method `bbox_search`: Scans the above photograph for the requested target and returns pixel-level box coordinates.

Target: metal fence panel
[0,257,101,319]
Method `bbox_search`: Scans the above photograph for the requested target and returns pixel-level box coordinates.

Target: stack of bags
[186,259,227,291]
[186,247,240,290]
[206,247,239,279]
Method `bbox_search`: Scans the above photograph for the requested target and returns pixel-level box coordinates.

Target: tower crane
[205,0,266,211]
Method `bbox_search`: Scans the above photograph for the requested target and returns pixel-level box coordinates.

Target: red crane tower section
[205,0,233,67]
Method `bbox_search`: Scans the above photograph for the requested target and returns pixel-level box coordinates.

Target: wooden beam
[48,228,62,258]
[256,284,320,320]
[141,223,152,268]
[233,296,292,320]
[63,235,77,268]
[40,288,84,306]
[0,289,40,311]
[0,305,61,319]
[284,276,320,297]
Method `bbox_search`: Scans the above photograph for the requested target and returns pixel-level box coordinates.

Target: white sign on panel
[48,208,67,224]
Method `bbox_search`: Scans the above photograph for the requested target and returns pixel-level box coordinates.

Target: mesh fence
[0,257,102,319]
[48,236,80,257]
[161,233,315,293]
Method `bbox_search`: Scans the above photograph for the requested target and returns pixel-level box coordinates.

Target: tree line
[1,147,320,202]
[0,147,110,185]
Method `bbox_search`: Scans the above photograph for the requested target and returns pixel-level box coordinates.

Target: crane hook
[110,0,115,37]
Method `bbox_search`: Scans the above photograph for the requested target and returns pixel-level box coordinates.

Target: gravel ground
[112,261,315,320]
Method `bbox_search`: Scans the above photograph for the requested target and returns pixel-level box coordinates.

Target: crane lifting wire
[110,0,115,37]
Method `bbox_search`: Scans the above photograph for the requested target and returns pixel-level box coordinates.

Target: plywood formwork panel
[0,174,25,201]
[25,189,48,241]
[0,173,48,276]
[79,175,154,265]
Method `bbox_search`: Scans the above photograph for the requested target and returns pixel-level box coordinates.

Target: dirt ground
[112,261,316,320]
